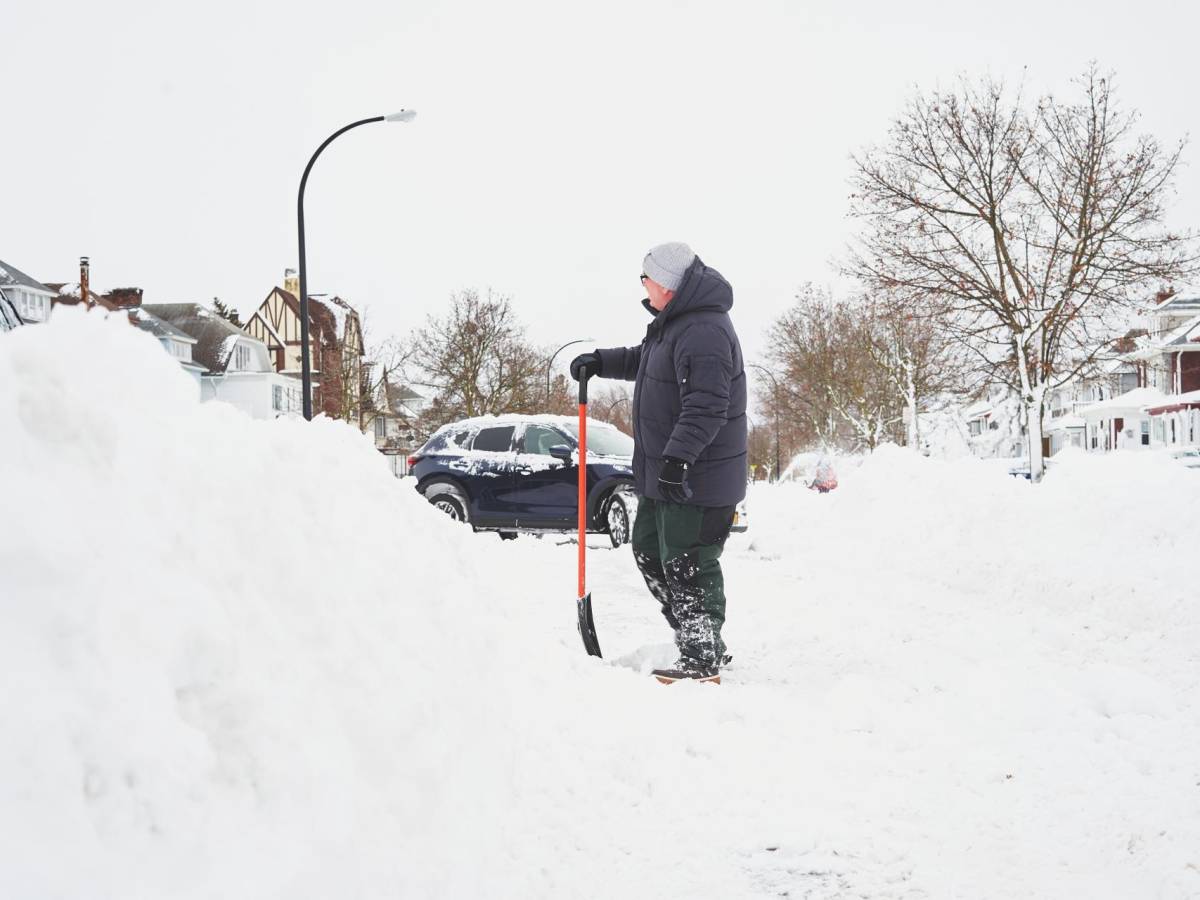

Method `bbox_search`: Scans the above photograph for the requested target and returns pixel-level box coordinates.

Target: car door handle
[516,465,533,474]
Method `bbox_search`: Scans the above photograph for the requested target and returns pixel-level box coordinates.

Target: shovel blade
[577,592,602,658]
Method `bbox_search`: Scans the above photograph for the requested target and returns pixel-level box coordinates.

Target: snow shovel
[576,374,602,658]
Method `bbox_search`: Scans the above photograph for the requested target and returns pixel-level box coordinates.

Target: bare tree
[358,329,415,434]
[861,291,975,449]
[848,66,1195,479]
[590,384,634,435]
[765,284,903,452]
[407,289,547,432]
[746,422,775,481]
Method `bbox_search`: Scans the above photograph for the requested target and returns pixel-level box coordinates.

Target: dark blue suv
[408,415,639,545]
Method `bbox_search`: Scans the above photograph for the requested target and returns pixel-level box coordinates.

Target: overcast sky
[4,0,1199,373]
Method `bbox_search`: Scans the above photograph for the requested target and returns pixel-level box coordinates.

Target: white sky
[4,0,1199,374]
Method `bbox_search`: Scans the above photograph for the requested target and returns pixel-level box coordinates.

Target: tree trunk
[1025,389,1047,482]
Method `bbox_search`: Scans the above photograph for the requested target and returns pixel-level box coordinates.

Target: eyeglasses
[640,274,649,284]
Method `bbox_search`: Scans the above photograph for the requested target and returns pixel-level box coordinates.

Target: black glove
[569,351,602,381]
[657,456,693,503]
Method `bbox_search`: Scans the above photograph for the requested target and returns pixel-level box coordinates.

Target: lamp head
[384,109,417,123]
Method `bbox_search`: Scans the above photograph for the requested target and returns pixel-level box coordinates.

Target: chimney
[80,256,90,306]
[284,267,299,296]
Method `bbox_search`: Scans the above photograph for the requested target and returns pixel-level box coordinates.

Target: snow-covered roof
[389,383,423,402]
[1144,389,1200,414]
[1077,387,1166,418]
[1157,314,1200,348]
[308,294,358,339]
[126,307,198,343]
[143,302,268,375]
[47,281,83,298]
[0,259,54,294]
[1150,294,1200,316]
[962,399,993,419]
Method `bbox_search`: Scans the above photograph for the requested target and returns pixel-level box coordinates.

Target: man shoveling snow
[571,242,748,684]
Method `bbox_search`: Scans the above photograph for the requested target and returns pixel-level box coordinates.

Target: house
[241,269,364,421]
[0,257,56,324]
[1081,292,1200,451]
[144,303,301,419]
[1143,390,1200,448]
[1077,386,1166,451]
[44,257,120,313]
[368,381,426,445]
[126,306,207,391]
[1043,357,1141,454]
[962,391,1024,459]
[1129,293,1200,448]
[1136,293,1200,395]
[364,380,427,476]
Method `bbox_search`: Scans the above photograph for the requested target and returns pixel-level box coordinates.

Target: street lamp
[297,110,417,420]
[546,338,594,402]
[748,363,783,482]
[603,395,630,416]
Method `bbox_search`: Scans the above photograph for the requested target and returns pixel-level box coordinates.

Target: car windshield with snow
[408,415,639,545]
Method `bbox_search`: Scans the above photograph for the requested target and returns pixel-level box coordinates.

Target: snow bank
[0,311,637,898]
[4,311,1200,898]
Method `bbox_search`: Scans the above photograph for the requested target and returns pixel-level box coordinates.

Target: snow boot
[652,659,721,685]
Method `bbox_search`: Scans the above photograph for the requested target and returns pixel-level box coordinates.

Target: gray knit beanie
[642,242,696,291]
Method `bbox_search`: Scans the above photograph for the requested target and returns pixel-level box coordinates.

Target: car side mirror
[549,444,574,462]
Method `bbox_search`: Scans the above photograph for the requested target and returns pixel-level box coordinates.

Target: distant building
[962,390,1024,459]
[144,303,301,419]
[44,257,120,313]
[363,380,427,476]
[1127,293,1200,448]
[126,306,207,391]
[242,269,364,421]
[0,257,56,324]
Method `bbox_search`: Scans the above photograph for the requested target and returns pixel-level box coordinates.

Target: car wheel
[498,531,518,541]
[606,489,633,547]
[424,482,469,524]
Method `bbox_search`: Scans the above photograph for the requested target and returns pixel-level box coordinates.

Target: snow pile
[4,311,1200,898]
[0,310,623,898]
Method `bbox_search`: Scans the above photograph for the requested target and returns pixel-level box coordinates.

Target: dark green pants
[631,497,735,667]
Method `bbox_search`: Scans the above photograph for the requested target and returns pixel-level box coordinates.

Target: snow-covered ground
[3,311,1199,898]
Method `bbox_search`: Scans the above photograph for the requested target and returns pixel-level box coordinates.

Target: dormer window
[16,291,48,322]
[234,344,251,370]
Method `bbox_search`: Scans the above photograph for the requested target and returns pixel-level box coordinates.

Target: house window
[22,292,46,320]
[1141,420,1150,446]
[1119,372,1139,394]
[374,417,387,439]
[272,384,284,411]
[234,344,251,370]
[968,421,982,436]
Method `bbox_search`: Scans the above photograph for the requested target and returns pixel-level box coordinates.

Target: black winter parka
[595,257,747,507]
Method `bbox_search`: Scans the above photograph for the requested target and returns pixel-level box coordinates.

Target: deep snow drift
[3,310,1199,899]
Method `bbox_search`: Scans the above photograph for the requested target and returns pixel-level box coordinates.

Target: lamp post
[748,363,782,482]
[546,338,594,402]
[297,109,416,420]
[603,395,630,416]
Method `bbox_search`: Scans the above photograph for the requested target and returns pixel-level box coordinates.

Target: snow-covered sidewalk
[3,311,1198,898]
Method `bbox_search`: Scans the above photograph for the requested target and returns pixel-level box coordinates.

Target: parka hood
[644,257,733,333]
